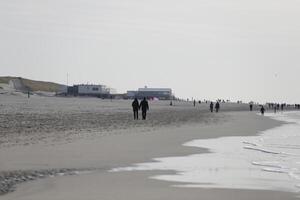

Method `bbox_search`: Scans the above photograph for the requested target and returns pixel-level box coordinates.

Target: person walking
[132,98,140,120]
[249,104,253,111]
[210,102,214,112]
[215,102,220,113]
[140,97,149,120]
[260,106,265,115]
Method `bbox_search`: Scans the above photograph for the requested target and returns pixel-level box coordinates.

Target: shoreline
[110,111,300,193]
[1,111,299,199]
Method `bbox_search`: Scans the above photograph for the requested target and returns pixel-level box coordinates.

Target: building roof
[138,88,172,92]
[75,84,105,87]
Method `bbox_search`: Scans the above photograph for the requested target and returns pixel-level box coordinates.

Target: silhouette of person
[250,104,253,111]
[210,102,214,112]
[140,97,149,120]
[215,102,220,113]
[260,106,265,115]
[193,100,196,107]
[132,98,139,120]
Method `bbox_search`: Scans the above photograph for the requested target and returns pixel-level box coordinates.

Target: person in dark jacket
[210,102,214,112]
[132,98,140,120]
[215,102,220,112]
[140,97,149,120]
[260,106,265,115]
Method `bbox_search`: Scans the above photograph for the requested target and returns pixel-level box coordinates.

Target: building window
[92,87,99,91]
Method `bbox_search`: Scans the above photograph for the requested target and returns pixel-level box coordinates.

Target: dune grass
[0,76,64,92]
[0,76,14,84]
[21,78,63,92]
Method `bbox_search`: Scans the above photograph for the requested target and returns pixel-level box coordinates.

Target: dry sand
[0,95,298,199]
[0,95,252,147]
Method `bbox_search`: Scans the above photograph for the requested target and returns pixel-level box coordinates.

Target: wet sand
[0,95,298,199]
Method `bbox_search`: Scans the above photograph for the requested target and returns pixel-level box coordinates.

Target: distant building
[127,87,173,100]
[127,90,138,99]
[67,84,111,97]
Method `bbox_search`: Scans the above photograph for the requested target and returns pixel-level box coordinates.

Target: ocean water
[111,112,300,192]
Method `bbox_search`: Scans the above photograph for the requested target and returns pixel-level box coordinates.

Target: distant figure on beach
[132,98,140,120]
[140,97,149,120]
[193,100,196,107]
[210,102,214,112]
[260,106,265,115]
[249,104,253,111]
[215,102,220,112]
[275,104,279,113]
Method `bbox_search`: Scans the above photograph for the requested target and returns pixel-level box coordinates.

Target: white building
[67,84,111,97]
[127,87,173,100]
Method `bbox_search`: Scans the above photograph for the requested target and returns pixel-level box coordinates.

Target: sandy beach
[1,0,300,198]
[0,95,299,199]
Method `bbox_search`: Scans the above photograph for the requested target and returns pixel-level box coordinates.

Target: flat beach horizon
[0,95,299,200]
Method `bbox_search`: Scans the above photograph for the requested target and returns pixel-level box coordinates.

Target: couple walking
[210,101,220,113]
[132,98,149,120]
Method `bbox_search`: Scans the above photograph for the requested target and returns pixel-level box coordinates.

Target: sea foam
[111,112,300,193]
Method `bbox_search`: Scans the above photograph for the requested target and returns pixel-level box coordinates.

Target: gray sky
[1,0,300,103]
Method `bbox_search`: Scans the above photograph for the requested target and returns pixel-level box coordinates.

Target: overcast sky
[1,0,299,103]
